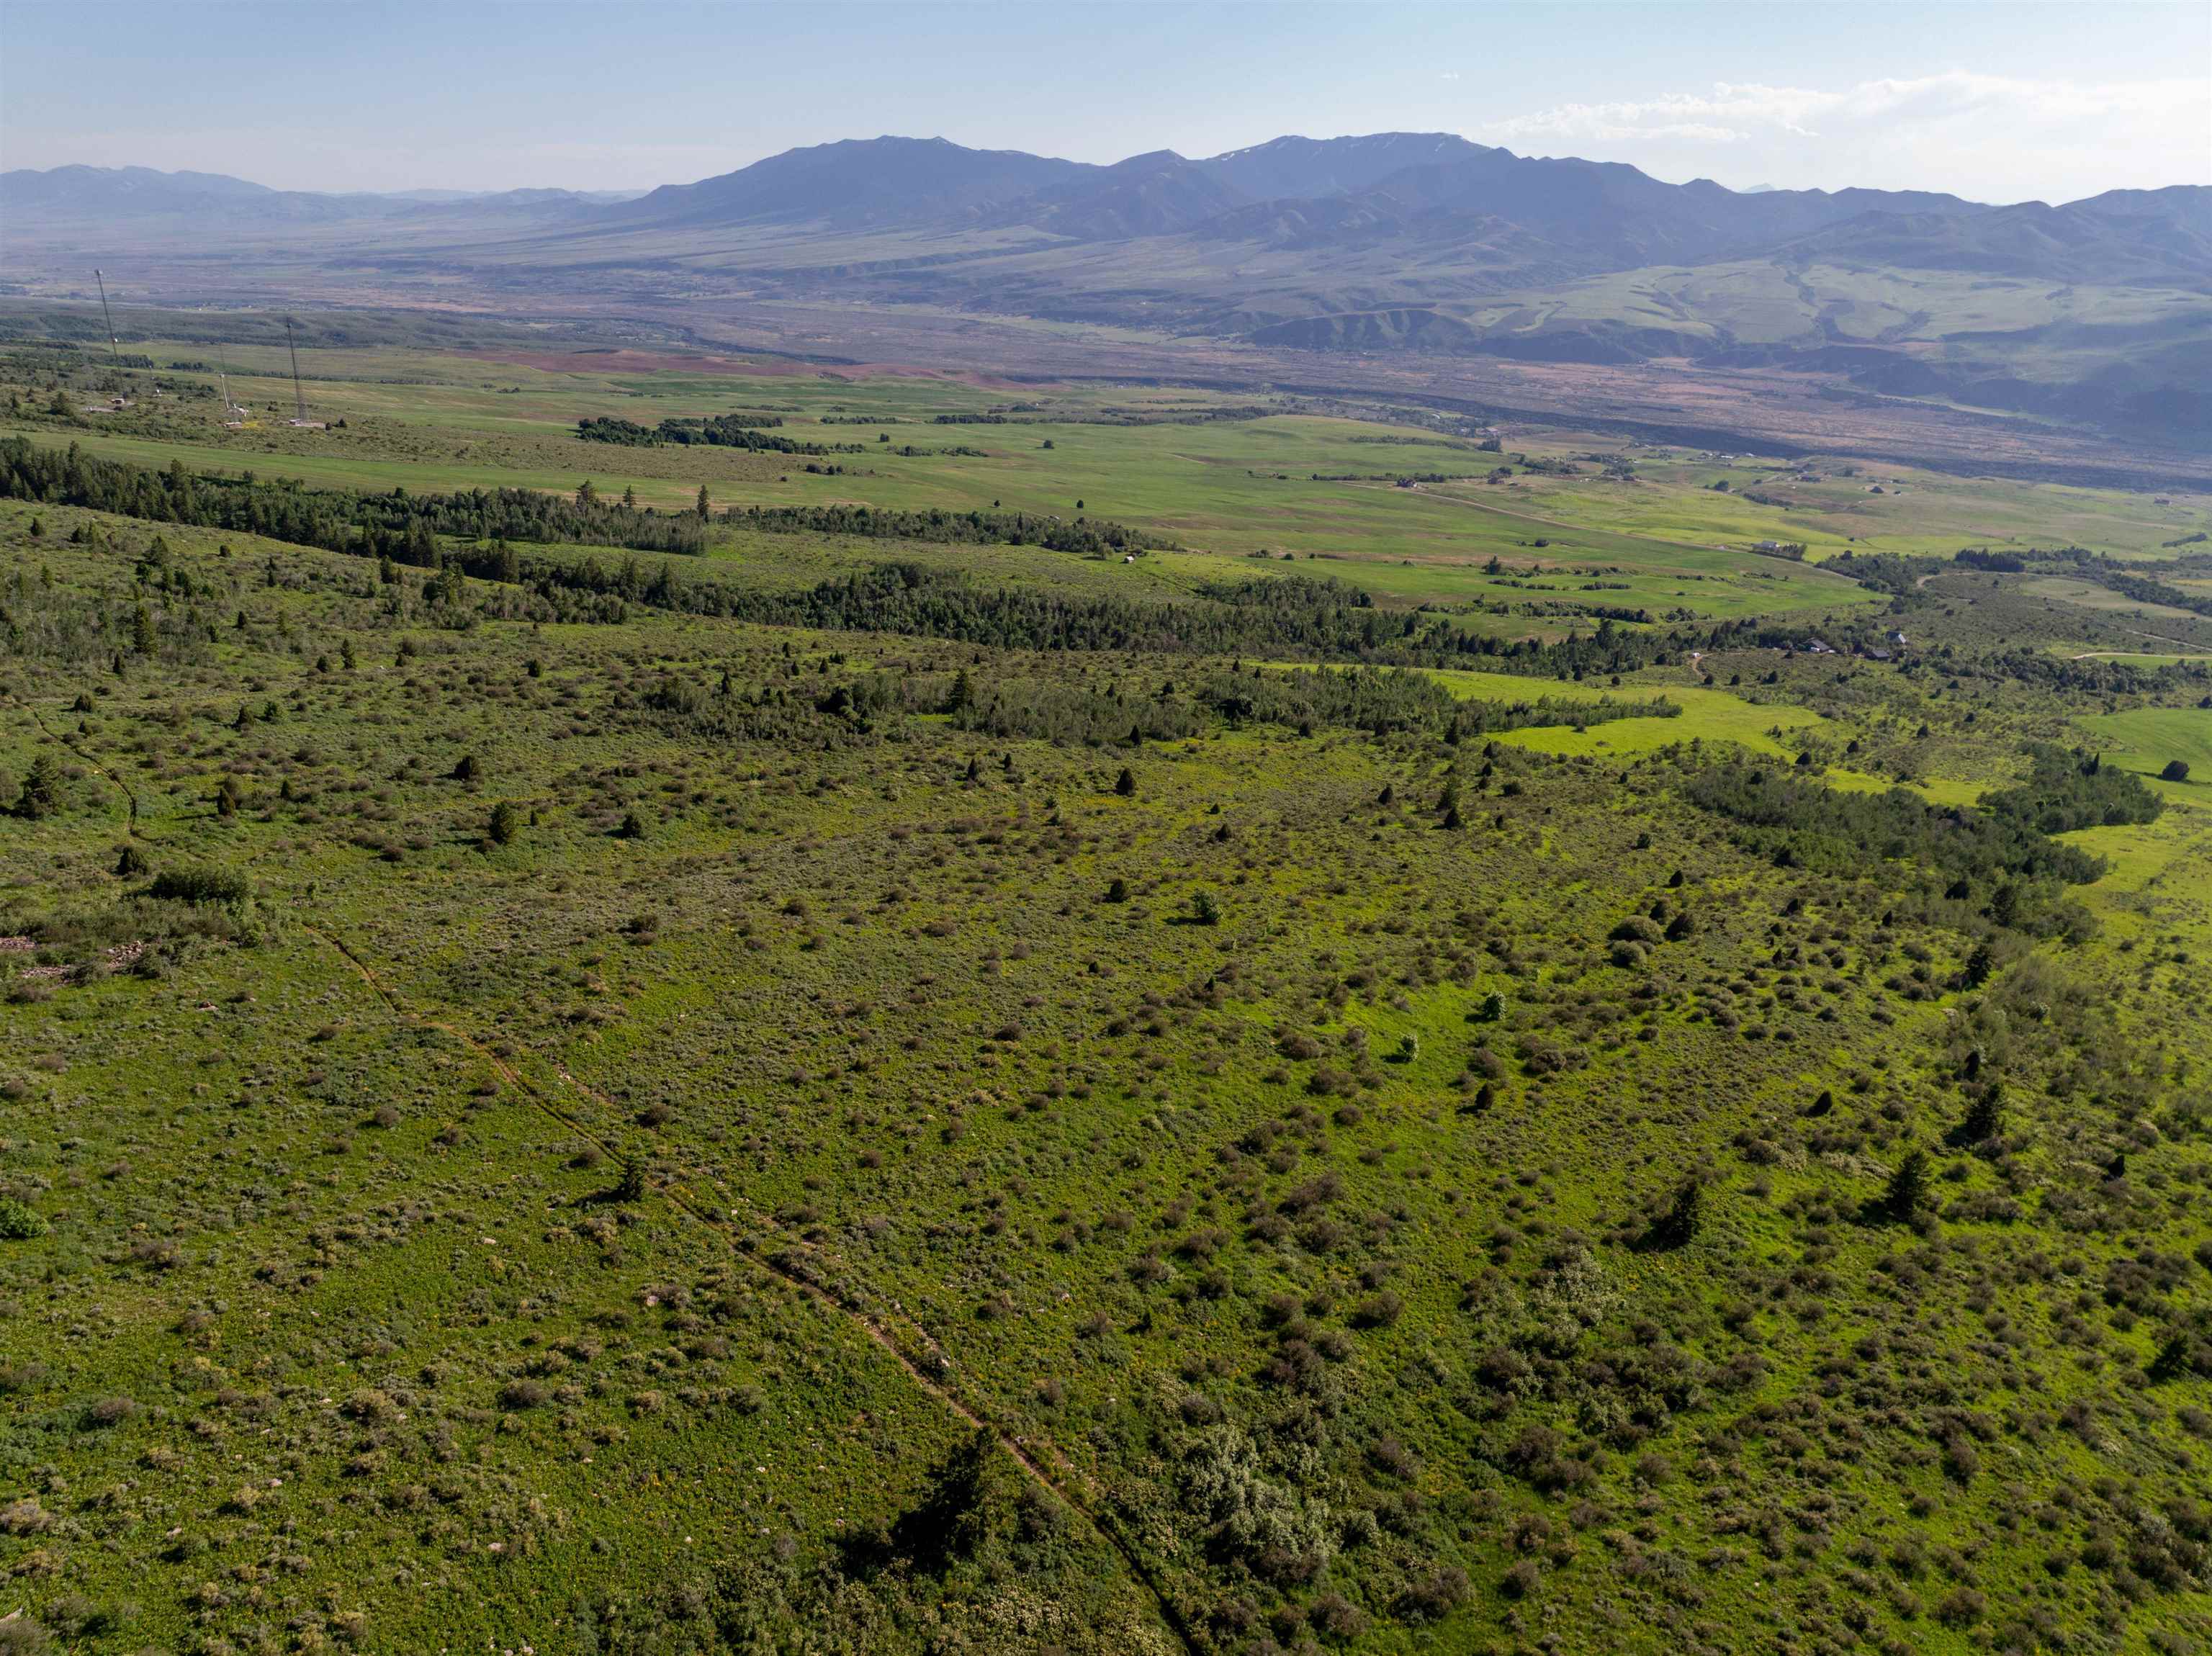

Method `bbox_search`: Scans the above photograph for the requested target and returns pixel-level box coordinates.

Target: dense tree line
[1843,541,2212,626]
[2087,566,2212,622]
[1200,662,1679,740]
[731,503,1175,556]
[1977,648,2212,696]
[0,437,707,555]
[724,564,1379,654]
[1429,613,1759,678]
[576,414,858,454]
[941,663,1678,748]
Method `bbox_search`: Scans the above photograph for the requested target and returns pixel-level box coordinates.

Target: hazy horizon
[2,1,2205,204]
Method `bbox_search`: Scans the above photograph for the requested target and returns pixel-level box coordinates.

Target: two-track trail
[17,689,1202,1648]
[300,921,1204,1655]
[9,690,142,827]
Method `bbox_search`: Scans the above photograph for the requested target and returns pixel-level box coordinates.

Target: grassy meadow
[0,336,2209,1656]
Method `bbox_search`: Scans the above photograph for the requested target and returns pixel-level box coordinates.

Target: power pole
[284,316,307,423]
[94,269,121,369]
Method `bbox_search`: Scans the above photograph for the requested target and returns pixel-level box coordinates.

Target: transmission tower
[284,316,308,423]
[94,269,121,368]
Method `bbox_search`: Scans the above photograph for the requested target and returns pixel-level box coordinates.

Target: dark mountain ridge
[6,140,2206,436]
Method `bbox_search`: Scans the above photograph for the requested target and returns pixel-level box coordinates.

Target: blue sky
[2,1,2205,201]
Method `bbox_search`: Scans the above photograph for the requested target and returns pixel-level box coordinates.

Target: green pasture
[2077,704,2212,789]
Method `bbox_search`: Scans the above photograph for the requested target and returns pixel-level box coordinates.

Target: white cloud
[1476,72,2208,200]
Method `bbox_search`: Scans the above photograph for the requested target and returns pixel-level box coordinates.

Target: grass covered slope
[0,392,2209,1655]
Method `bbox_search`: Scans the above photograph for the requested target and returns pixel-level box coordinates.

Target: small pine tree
[487,800,521,847]
[613,1156,646,1202]
[1105,877,1128,904]
[1959,1083,2002,1146]
[1190,891,1220,927]
[14,754,60,820]
[1645,1176,1704,1249]
[215,775,243,818]
[1114,767,1136,797]
[1881,1148,1931,1221]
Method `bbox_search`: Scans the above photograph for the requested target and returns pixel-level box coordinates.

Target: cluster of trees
[1200,663,1678,741]
[722,564,1385,655]
[0,438,708,555]
[946,675,1210,747]
[625,651,1687,752]
[575,415,855,455]
[1823,549,1947,597]
[1682,747,2160,932]
[1431,613,1755,678]
[1844,542,2212,626]
[732,503,1174,557]
[2085,564,2212,623]
[1981,745,2171,834]
[940,662,1675,747]
[1945,542,2212,623]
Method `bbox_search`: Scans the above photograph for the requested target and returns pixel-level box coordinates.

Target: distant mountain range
[6,138,2208,434]
[561,133,2206,290]
[13,138,2204,287]
[0,163,640,221]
